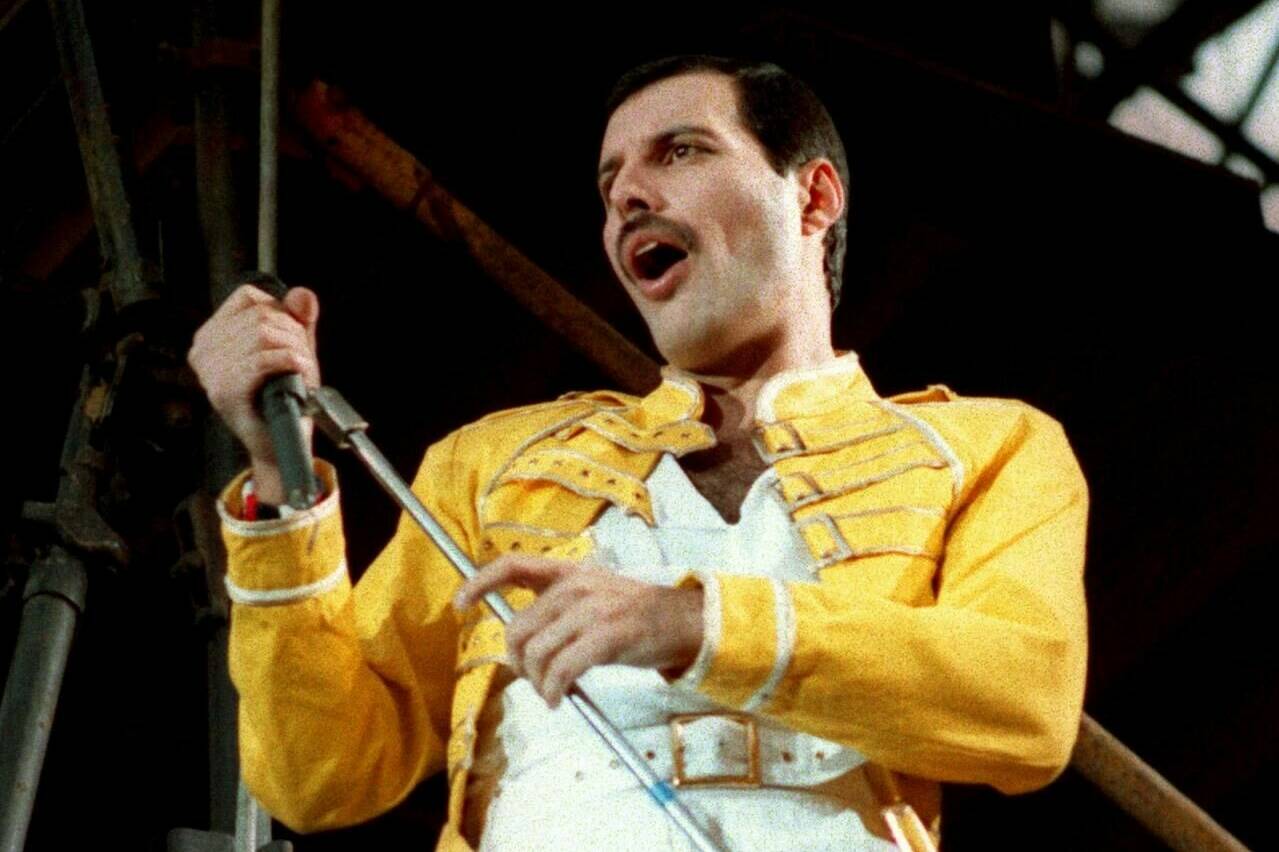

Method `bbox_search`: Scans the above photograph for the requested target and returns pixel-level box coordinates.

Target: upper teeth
[636,241,660,256]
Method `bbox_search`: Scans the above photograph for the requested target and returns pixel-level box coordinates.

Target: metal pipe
[234,779,272,852]
[193,2,247,833]
[308,386,722,852]
[257,0,282,274]
[0,548,89,852]
[45,0,155,310]
[3,9,157,850]
[194,0,247,314]
[193,0,246,499]
[0,363,118,850]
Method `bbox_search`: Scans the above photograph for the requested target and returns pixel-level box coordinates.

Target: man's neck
[670,332,836,522]
[679,334,839,445]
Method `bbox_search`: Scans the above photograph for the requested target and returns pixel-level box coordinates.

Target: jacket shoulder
[883,385,1076,487]
[887,384,1060,428]
[886,383,960,405]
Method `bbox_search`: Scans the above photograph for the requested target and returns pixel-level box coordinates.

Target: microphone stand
[306,386,724,852]
[229,2,309,851]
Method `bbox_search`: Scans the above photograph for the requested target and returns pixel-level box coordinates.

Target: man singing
[188,55,1088,851]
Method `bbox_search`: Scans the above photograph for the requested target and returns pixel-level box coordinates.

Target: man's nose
[610,165,662,216]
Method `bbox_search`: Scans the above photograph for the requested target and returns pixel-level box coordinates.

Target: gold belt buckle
[668,712,762,788]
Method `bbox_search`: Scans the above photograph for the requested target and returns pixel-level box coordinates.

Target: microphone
[243,271,321,510]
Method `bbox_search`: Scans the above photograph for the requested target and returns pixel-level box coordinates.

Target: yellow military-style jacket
[219,353,1089,849]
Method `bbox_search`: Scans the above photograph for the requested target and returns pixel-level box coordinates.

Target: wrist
[249,459,287,505]
[241,474,320,521]
[664,586,705,678]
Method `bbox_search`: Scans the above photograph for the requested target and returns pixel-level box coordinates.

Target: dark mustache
[616,212,697,265]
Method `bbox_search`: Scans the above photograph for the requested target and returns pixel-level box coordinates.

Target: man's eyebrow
[597,124,721,184]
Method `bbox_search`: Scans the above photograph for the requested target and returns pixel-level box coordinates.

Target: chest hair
[678,439,769,525]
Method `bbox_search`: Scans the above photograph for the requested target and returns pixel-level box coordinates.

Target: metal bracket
[306,385,369,449]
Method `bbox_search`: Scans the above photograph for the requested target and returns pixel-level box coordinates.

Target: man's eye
[667,144,696,162]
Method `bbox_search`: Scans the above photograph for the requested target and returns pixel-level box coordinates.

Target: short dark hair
[605,55,850,309]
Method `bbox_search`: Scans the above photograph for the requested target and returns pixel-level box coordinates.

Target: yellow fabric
[221,355,1088,846]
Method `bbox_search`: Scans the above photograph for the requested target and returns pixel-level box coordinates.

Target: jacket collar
[635,351,879,429]
[755,351,880,422]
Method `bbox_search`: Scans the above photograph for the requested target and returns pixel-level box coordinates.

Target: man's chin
[646,302,770,372]
[655,324,782,378]
[656,333,740,375]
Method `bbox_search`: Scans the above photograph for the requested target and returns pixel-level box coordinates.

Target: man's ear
[797,158,845,236]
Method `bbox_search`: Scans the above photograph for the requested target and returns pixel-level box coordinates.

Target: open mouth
[629,240,689,283]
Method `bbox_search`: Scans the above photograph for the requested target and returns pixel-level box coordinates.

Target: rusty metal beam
[1071,714,1250,852]
[292,81,660,395]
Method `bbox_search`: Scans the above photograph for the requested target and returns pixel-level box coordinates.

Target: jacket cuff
[666,571,719,692]
[677,572,796,712]
[218,461,347,605]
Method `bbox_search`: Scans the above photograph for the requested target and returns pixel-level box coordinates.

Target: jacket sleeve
[680,407,1088,794]
[220,431,473,831]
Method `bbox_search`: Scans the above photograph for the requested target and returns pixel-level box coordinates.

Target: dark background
[1,2,1275,849]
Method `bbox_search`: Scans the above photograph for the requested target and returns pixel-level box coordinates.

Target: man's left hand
[453,556,704,708]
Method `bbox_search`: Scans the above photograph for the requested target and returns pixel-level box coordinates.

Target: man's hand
[187,283,321,503]
[454,557,704,708]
